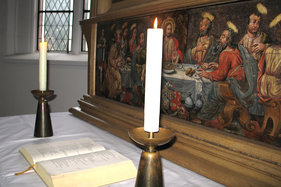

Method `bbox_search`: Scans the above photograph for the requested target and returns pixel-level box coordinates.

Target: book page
[20,138,105,164]
[38,149,130,176]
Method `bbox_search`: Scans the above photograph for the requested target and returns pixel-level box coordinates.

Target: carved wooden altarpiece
[70,0,281,186]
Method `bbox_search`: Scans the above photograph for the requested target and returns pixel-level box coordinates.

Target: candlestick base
[128,127,175,187]
[31,90,54,137]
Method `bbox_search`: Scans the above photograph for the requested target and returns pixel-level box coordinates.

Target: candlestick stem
[32,90,54,137]
[129,127,175,187]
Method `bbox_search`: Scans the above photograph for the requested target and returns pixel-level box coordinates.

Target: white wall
[0,0,88,116]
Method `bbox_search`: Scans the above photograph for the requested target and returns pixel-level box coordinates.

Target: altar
[0,112,223,187]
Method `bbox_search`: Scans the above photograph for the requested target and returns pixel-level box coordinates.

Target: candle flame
[153,17,158,29]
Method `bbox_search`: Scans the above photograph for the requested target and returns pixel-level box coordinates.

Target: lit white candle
[144,18,163,133]
[39,39,47,91]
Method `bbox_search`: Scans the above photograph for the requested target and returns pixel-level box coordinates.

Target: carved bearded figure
[162,17,183,64]
[183,12,219,66]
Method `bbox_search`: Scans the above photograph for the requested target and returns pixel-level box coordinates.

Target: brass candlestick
[31,90,54,137]
[128,127,175,187]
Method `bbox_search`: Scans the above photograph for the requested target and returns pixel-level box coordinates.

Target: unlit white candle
[144,19,163,133]
[39,42,47,91]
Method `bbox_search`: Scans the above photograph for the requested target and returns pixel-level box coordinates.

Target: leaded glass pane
[84,12,90,20]
[45,0,72,11]
[84,0,91,10]
[38,0,73,52]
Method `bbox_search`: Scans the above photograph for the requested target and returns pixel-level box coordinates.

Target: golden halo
[122,22,128,29]
[130,23,137,31]
[202,12,214,22]
[269,13,281,28]
[227,21,238,33]
[256,3,267,15]
[161,17,176,34]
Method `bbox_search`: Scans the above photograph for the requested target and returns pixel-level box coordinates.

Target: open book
[19,138,137,187]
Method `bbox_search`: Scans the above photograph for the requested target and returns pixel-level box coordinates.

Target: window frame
[81,0,91,52]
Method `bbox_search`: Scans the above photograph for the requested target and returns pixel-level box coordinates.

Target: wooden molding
[70,95,281,186]
[82,0,240,24]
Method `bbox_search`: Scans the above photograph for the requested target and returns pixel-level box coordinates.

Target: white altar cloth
[0,112,224,187]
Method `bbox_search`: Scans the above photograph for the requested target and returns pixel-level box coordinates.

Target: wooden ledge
[70,95,281,186]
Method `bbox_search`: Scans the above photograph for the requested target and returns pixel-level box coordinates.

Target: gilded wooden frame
[70,0,281,186]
